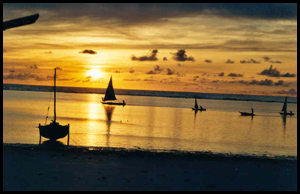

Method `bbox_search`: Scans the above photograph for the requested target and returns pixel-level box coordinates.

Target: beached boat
[38,68,69,143]
[279,97,294,116]
[191,98,206,111]
[239,108,255,116]
[3,13,39,31]
[102,76,126,106]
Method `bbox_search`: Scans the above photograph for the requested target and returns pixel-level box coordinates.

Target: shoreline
[3,143,297,191]
[3,84,297,103]
[3,143,298,161]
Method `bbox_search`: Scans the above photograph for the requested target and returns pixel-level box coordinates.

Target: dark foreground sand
[3,144,297,191]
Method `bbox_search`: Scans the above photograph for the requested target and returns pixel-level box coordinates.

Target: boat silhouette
[279,97,294,116]
[101,76,126,106]
[38,68,70,143]
[239,107,255,116]
[191,98,206,111]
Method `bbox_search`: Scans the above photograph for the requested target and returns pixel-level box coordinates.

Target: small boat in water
[102,76,126,106]
[38,68,69,143]
[239,108,255,116]
[191,98,206,111]
[279,97,294,116]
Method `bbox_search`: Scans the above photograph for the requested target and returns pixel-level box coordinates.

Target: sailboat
[38,68,70,143]
[192,98,206,111]
[279,97,294,116]
[239,108,255,116]
[101,76,126,106]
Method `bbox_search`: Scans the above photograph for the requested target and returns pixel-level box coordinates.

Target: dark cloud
[275,88,297,96]
[262,56,271,61]
[281,73,296,77]
[249,79,273,86]
[79,49,97,55]
[204,59,212,63]
[225,59,235,64]
[113,70,121,73]
[228,73,243,77]
[129,68,135,73]
[4,3,296,27]
[274,80,284,86]
[146,65,163,74]
[56,67,62,70]
[123,78,141,81]
[262,56,282,63]
[172,49,195,62]
[259,65,296,77]
[240,59,260,64]
[3,72,51,81]
[218,72,225,77]
[29,64,38,69]
[57,77,74,81]
[132,49,158,61]
[270,61,282,64]
[166,68,175,75]
[144,78,155,82]
[235,79,288,87]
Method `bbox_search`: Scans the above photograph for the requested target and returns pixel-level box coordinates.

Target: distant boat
[38,68,70,143]
[239,108,255,116]
[279,97,294,116]
[102,76,126,106]
[192,98,206,111]
[3,13,39,31]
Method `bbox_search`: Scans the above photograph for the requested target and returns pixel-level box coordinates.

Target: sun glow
[87,69,104,79]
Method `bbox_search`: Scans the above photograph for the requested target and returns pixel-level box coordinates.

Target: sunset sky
[3,3,297,96]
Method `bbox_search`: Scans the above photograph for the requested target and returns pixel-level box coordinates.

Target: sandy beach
[3,143,297,191]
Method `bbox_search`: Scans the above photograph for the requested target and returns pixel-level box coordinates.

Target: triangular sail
[281,97,287,113]
[194,98,199,109]
[103,76,117,101]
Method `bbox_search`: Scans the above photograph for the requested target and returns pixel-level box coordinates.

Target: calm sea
[3,90,297,157]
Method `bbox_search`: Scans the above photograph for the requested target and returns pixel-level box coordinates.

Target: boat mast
[54,68,56,122]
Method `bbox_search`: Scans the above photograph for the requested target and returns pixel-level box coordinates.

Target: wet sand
[3,144,297,191]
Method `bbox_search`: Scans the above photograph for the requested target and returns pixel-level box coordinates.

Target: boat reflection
[41,139,67,147]
[282,115,287,134]
[104,105,115,147]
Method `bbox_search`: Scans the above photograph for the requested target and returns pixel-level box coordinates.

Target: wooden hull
[192,108,206,111]
[102,101,126,106]
[239,112,255,116]
[39,122,69,140]
[280,112,294,116]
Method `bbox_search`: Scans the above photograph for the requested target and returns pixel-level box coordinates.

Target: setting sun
[87,69,104,79]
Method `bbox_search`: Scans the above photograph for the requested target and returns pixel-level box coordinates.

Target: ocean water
[3,90,297,157]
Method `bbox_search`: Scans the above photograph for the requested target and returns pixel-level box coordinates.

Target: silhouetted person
[251,108,254,114]
[290,110,293,114]
[200,106,203,109]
